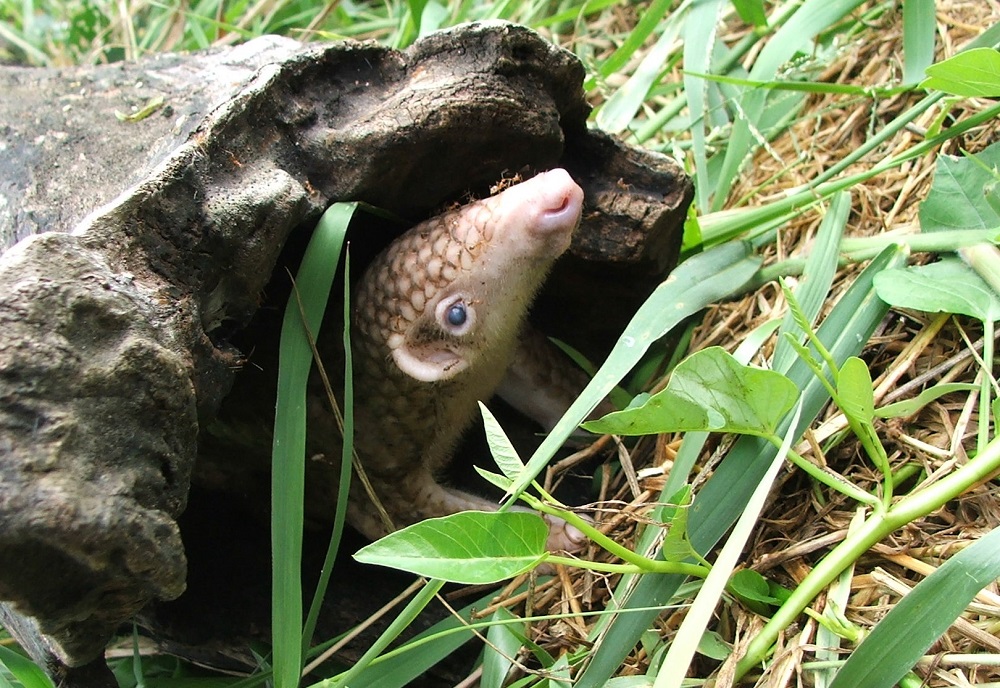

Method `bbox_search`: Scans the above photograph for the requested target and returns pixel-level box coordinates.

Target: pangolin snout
[511,169,583,255]
[532,168,584,236]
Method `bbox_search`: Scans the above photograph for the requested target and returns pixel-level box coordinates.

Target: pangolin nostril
[547,194,571,216]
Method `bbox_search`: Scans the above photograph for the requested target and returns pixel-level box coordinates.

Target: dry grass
[491,2,1000,685]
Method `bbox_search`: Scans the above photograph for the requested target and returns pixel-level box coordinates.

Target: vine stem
[734,432,1000,679]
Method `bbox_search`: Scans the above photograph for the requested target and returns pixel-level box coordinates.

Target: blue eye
[446,303,467,326]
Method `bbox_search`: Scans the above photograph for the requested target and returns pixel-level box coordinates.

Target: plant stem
[779,445,880,508]
[754,227,1000,286]
[734,432,1000,679]
[531,498,706,574]
[543,555,710,577]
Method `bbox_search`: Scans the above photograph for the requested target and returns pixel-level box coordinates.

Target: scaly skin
[308,169,586,546]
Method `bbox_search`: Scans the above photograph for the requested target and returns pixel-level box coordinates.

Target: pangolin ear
[392,342,469,382]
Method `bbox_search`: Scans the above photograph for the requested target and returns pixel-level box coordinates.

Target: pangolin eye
[446,303,467,327]
[437,296,475,335]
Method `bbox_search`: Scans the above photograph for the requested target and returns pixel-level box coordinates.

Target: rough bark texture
[0,23,692,683]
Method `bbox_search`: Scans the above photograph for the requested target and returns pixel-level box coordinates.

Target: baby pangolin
[308,168,587,550]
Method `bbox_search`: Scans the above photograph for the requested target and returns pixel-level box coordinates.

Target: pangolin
[307,168,588,550]
[203,168,588,551]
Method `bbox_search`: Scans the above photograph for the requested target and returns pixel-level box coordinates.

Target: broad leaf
[838,357,876,422]
[583,347,798,437]
[480,402,524,480]
[921,47,1000,97]
[354,511,548,584]
[918,142,1000,233]
[874,257,1000,323]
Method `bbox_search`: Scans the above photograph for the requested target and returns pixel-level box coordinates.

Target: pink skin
[490,168,582,258]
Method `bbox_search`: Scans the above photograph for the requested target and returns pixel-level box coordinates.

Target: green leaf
[876,382,979,418]
[730,0,767,28]
[873,257,1000,322]
[479,402,525,480]
[729,569,782,615]
[593,0,678,81]
[773,191,850,372]
[919,142,1000,233]
[0,646,54,688]
[604,678,655,688]
[474,467,514,492]
[572,246,906,688]
[597,14,683,133]
[902,0,936,85]
[325,579,447,687]
[341,587,493,688]
[687,71,906,97]
[830,525,1000,688]
[709,0,868,210]
[583,389,710,435]
[481,608,524,688]
[697,631,732,661]
[660,486,697,563]
[920,47,1000,97]
[583,347,798,437]
[272,202,355,688]
[838,357,892,482]
[353,511,548,584]
[838,357,875,422]
[684,0,725,213]
[508,242,761,503]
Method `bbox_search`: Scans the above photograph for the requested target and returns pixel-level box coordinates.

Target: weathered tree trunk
[0,23,691,684]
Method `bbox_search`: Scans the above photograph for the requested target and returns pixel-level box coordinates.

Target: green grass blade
[316,579,447,688]
[0,645,54,688]
[773,191,850,371]
[481,607,522,688]
[301,252,356,650]
[829,523,1000,687]
[272,203,356,688]
[591,0,683,82]
[684,0,725,213]
[699,96,1000,246]
[688,70,908,96]
[0,20,51,66]
[596,14,684,134]
[654,401,801,688]
[902,0,936,85]
[341,595,486,688]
